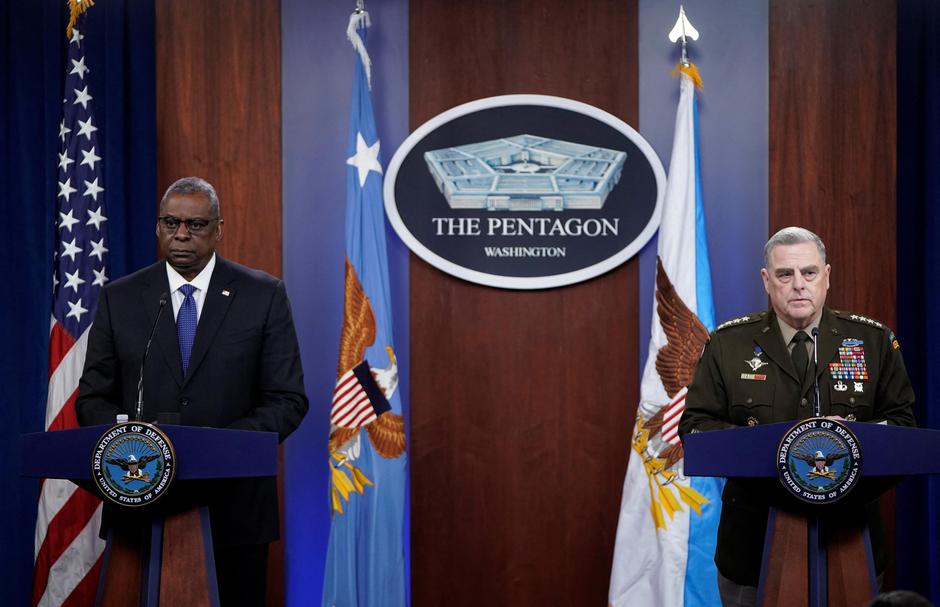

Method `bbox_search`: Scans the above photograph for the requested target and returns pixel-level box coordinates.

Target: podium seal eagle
[91,422,175,507]
[777,418,862,504]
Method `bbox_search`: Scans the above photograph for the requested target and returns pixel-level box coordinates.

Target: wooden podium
[20,424,278,607]
[684,421,940,607]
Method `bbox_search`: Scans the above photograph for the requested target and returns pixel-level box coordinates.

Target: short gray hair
[763,226,826,267]
[160,177,221,217]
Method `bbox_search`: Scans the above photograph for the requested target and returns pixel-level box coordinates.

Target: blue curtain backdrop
[0,2,155,604]
[896,0,940,602]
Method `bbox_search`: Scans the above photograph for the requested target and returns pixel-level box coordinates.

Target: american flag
[32,12,108,607]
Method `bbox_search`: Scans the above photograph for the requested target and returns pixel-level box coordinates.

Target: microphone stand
[811,327,821,417]
[136,293,169,422]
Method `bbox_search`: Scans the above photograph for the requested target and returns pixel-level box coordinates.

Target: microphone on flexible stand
[811,327,821,417]
[136,293,169,422]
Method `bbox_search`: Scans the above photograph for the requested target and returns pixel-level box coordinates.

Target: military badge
[777,418,862,504]
[91,422,175,507]
[829,339,869,381]
[745,355,768,372]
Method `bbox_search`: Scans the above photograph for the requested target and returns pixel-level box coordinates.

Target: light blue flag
[322,11,407,607]
[684,66,725,607]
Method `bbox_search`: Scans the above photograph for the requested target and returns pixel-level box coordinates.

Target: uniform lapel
[754,312,801,384]
[140,262,184,387]
[814,308,841,385]
[182,257,236,386]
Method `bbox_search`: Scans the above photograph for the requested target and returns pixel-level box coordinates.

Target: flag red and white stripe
[660,386,688,445]
[331,364,379,429]
[33,9,108,606]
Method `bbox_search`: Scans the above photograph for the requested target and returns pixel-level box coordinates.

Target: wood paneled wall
[769,0,896,325]
[769,0,898,586]
[154,1,283,604]
[155,0,282,278]
[409,1,639,604]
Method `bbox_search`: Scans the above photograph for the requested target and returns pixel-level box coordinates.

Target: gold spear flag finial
[668,5,703,88]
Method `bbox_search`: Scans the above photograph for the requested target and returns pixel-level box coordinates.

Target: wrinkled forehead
[765,242,825,270]
[160,192,214,216]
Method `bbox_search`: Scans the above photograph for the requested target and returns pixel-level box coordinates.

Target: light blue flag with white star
[322,10,407,607]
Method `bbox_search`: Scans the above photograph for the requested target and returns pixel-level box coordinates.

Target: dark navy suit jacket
[77,256,308,546]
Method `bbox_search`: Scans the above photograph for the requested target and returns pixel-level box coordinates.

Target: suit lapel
[183,258,236,386]
[754,313,801,385]
[140,263,184,387]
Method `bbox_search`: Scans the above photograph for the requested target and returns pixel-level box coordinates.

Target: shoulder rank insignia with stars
[715,313,763,332]
[839,312,884,329]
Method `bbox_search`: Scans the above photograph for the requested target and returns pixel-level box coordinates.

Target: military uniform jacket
[678,307,916,585]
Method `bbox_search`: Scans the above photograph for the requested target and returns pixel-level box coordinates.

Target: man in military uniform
[678,226,916,607]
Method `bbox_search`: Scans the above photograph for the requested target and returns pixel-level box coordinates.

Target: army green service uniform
[678,307,916,586]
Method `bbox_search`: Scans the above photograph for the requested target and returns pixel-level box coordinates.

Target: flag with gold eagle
[322,9,407,607]
[608,61,724,607]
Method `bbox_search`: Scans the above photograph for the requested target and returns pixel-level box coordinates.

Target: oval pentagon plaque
[384,95,665,289]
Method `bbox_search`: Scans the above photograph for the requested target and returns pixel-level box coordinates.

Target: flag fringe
[66,0,95,39]
[672,62,703,89]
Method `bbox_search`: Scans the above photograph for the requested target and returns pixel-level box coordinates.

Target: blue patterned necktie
[177,284,197,375]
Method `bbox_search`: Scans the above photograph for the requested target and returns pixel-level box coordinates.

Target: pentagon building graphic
[424,135,627,211]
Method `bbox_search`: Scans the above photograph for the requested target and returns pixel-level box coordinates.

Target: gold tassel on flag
[66,0,95,39]
[672,62,704,89]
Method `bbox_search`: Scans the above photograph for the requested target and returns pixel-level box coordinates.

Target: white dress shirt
[165,253,216,322]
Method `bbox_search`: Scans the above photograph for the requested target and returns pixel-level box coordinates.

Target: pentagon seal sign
[92,422,175,507]
[777,418,862,504]
[385,95,665,289]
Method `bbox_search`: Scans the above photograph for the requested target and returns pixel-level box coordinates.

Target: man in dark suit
[679,226,915,607]
[77,176,308,605]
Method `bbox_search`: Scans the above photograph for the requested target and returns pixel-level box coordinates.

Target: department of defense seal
[777,418,862,504]
[91,422,175,507]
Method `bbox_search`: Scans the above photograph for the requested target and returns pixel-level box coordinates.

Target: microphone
[811,327,821,417]
[136,293,169,422]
